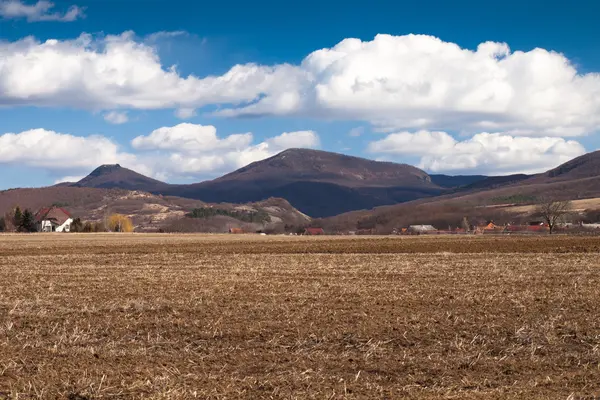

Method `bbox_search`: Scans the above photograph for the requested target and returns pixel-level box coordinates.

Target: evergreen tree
[0,217,5,232]
[13,207,22,230]
[20,209,37,233]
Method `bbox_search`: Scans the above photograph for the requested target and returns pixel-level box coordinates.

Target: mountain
[67,149,560,218]
[158,149,446,217]
[429,174,488,188]
[0,186,310,233]
[542,150,600,181]
[320,151,600,233]
[71,164,168,191]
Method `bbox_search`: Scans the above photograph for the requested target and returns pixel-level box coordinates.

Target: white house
[408,224,437,233]
[35,207,73,232]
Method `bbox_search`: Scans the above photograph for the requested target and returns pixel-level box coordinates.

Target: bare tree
[537,196,571,234]
[461,216,471,232]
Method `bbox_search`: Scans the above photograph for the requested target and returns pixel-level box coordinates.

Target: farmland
[1,234,600,399]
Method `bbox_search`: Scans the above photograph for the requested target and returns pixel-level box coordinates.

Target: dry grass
[502,197,600,214]
[1,234,600,399]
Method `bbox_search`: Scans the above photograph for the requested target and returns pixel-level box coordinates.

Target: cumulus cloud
[0,128,138,171]
[0,0,84,21]
[215,34,600,137]
[103,111,129,124]
[3,33,599,137]
[0,32,284,110]
[368,130,586,175]
[132,123,320,178]
[0,125,320,183]
[132,123,253,153]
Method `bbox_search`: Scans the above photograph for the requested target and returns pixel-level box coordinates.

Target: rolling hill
[320,151,600,232]
[72,149,450,217]
[0,186,310,233]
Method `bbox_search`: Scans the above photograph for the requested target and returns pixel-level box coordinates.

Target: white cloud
[54,175,84,184]
[0,128,139,171]
[0,125,319,183]
[131,123,253,153]
[174,108,197,119]
[0,0,83,21]
[368,130,586,175]
[2,33,599,138]
[145,31,187,42]
[103,111,129,124]
[368,130,459,156]
[264,130,320,150]
[131,123,319,178]
[214,34,600,137]
[0,32,281,110]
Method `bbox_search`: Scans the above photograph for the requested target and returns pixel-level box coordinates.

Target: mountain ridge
[62,148,600,219]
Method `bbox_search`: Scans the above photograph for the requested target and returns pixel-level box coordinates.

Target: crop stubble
[0,234,599,399]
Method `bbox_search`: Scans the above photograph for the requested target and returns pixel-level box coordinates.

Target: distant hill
[72,164,168,191]
[320,152,600,233]
[68,148,588,218]
[429,174,488,188]
[0,186,309,233]
[158,149,446,217]
[542,150,600,181]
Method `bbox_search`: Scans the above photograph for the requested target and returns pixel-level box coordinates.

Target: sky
[0,0,599,189]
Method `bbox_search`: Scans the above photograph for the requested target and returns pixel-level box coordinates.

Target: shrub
[187,208,270,224]
[107,214,134,233]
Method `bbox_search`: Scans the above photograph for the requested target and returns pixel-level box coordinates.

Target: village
[3,203,600,236]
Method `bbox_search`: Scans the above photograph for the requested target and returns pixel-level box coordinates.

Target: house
[35,207,73,232]
[229,227,244,234]
[582,223,600,230]
[407,225,437,234]
[304,227,325,235]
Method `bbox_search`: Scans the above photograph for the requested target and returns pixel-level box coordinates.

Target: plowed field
[1,234,599,399]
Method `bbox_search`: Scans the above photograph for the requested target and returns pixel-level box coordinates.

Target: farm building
[304,227,325,235]
[35,207,73,233]
[474,221,503,234]
[407,225,437,233]
[582,223,600,230]
[229,228,244,234]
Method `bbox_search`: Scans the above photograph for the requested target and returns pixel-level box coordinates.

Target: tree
[0,217,5,232]
[20,209,37,233]
[461,217,471,232]
[537,196,572,234]
[70,218,84,233]
[13,207,22,230]
[107,214,133,233]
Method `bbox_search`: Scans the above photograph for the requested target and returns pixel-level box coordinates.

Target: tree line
[0,206,37,233]
[187,207,271,224]
[0,206,134,233]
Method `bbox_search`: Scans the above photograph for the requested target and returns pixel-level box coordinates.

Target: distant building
[582,223,600,230]
[304,227,325,235]
[35,207,73,232]
[229,228,244,234]
[407,225,437,233]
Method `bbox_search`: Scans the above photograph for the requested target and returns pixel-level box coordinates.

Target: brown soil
[1,234,599,399]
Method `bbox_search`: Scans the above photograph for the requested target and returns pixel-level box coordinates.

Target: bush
[187,207,270,224]
[20,209,37,233]
[70,218,84,233]
[107,214,134,233]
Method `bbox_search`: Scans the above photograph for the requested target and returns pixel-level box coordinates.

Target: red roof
[304,227,325,235]
[35,207,72,225]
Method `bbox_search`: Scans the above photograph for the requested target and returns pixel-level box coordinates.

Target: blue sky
[1,0,599,188]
